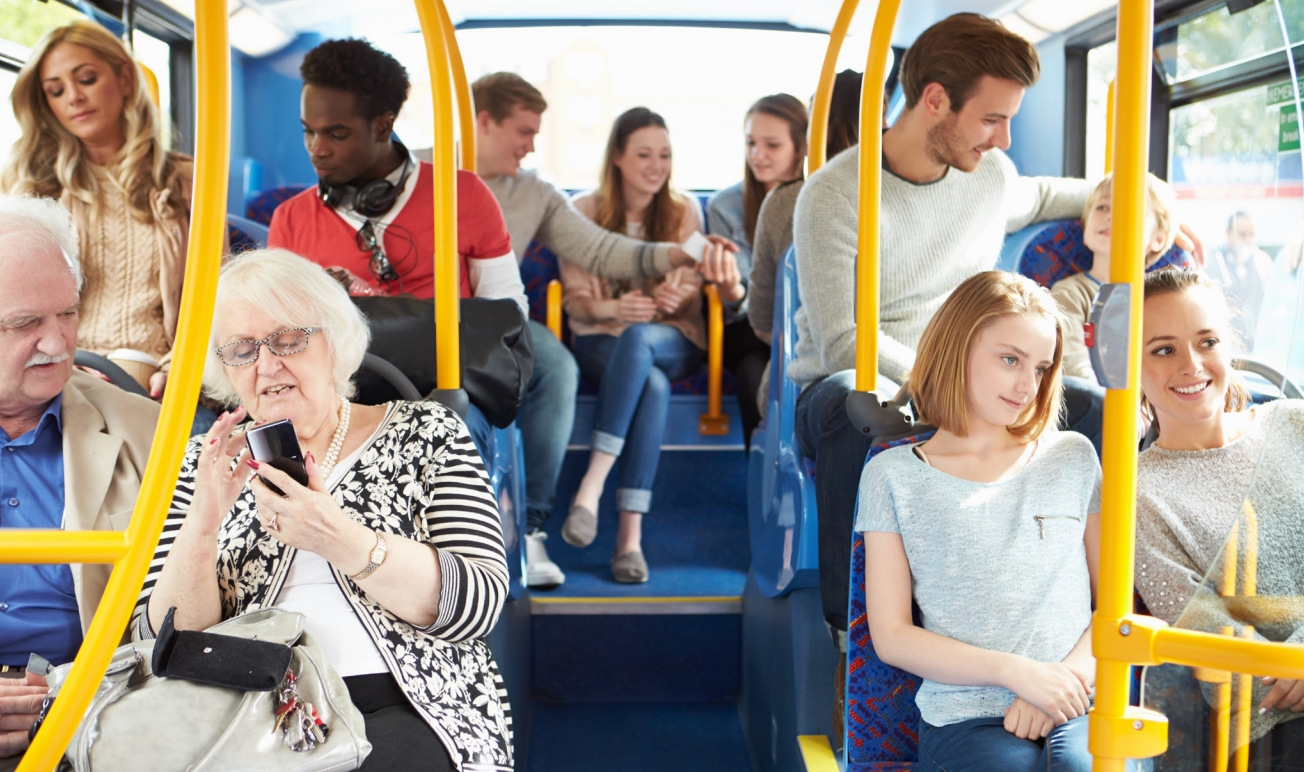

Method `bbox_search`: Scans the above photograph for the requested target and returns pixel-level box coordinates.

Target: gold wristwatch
[351,531,388,581]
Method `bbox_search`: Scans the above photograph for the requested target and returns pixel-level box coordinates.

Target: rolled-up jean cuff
[592,430,625,456]
[616,488,652,514]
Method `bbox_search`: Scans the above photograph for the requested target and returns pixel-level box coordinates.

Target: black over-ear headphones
[317,137,415,218]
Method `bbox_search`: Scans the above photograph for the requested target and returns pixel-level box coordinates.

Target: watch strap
[350,531,388,581]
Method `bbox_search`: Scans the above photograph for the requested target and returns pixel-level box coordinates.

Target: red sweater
[268,164,512,299]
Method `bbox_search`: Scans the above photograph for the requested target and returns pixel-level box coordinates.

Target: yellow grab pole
[699,284,729,435]
[0,531,127,564]
[13,0,228,767]
[1104,79,1116,174]
[546,279,563,340]
[810,0,861,174]
[438,3,476,173]
[415,0,460,390]
[1091,0,1154,769]
[854,0,902,393]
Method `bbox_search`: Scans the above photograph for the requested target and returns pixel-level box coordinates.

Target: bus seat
[246,184,311,227]
[749,246,819,597]
[1015,219,1193,289]
[517,238,737,399]
[72,350,151,399]
[844,431,935,771]
[227,214,269,254]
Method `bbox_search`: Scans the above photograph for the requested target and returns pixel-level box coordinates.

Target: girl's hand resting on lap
[653,282,690,316]
[1004,698,1056,739]
[1007,660,1092,725]
[617,290,657,324]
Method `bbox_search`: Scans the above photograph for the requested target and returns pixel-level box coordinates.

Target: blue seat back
[245,184,311,227]
[748,246,820,597]
[1016,219,1194,288]
[845,432,934,771]
[227,213,269,254]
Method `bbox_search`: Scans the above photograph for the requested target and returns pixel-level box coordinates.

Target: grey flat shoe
[611,551,649,584]
[561,499,598,547]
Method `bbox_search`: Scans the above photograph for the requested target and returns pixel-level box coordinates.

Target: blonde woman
[3,21,207,399]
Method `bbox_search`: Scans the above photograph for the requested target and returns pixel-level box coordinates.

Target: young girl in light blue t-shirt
[858,271,1111,772]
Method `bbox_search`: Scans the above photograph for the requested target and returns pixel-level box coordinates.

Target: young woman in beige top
[3,22,211,400]
[558,107,713,583]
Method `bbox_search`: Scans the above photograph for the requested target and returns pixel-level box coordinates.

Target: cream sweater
[789,146,1094,386]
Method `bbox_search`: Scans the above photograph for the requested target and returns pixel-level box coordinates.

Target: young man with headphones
[269,38,525,308]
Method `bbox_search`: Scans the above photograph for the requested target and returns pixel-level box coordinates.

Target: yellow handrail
[809,0,861,174]
[415,0,460,390]
[546,279,563,340]
[854,0,902,394]
[1104,79,1116,174]
[1091,0,1156,768]
[12,0,228,768]
[439,5,476,173]
[699,284,729,436]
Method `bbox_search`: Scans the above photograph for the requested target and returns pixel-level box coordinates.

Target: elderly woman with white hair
[129,249,512,772]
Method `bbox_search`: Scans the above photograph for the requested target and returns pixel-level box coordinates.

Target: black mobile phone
[245,419,309,496]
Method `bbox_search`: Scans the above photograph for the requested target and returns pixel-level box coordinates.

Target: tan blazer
[60,370,160,637]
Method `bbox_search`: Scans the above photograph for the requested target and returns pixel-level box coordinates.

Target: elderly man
[0,196,159,768]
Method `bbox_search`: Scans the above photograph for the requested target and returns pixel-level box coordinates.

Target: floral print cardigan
[131,401,513,771]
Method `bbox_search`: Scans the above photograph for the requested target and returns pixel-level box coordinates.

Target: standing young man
[471,73,715,589]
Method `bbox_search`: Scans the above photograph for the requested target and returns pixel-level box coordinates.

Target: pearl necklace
[320,398,351,479]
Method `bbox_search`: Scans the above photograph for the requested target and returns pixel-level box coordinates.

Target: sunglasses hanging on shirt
[356,220,400,285]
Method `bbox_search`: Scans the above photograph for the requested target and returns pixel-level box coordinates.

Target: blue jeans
[571,325,704,513]
[920,716,1090,772]
[919,716,1150,772]
[795,370,1105,632]
[518,320,580,532]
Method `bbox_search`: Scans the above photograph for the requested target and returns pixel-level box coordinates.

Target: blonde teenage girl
[860,271,1112,772]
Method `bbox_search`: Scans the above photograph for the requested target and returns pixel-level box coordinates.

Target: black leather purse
[352,296,535,429]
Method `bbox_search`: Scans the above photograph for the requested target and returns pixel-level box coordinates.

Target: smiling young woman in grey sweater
[1135,268,1304,762]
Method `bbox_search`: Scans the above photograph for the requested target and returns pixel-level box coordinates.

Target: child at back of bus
[859,271,1118,772]
[1051,172,1178,380]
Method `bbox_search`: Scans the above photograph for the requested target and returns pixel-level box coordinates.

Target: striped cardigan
[130,400,513,772]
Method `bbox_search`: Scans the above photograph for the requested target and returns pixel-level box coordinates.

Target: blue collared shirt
[0,395,82,667]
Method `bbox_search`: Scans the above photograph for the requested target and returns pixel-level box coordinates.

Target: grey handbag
[43,607,372,772]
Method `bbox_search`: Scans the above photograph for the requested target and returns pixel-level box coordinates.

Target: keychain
[274,668,329,751]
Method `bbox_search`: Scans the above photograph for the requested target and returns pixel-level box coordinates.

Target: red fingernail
[307,452,315,464]
[246,460,260,469]
[209,437,219,445]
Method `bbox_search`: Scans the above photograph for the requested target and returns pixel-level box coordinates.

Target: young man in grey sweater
[790,14,1103,636]
[472,73,704,589]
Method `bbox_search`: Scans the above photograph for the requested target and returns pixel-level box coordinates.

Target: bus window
[132,29,175,150]
[1084,40,1117,180]
[0,0,85,162]
[372,26,872,191]
[1156,2,1304,84]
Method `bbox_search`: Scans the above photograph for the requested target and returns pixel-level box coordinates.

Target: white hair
[0,195,82,291]
[204,248,371,405]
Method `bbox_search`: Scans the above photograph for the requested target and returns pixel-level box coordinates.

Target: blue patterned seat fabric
[245,184,311,227]
[1016,219,1194,289]
[845,431,935,772]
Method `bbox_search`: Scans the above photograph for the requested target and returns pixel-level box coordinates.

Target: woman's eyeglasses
[215,327,321,367]
[357,221,400,284]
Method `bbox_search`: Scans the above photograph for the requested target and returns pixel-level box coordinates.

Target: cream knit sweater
[789,145,1094,387]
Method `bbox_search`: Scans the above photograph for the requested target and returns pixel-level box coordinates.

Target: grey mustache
[25,351,70,368]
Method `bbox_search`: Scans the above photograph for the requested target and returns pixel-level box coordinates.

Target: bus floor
[520,447,754,772]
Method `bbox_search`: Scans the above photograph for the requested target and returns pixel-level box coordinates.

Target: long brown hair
[595,107,684,244]
[1,21,186,224]
[743,94,807,246]
[1140,268,1252,432]
[826,69,863,159]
